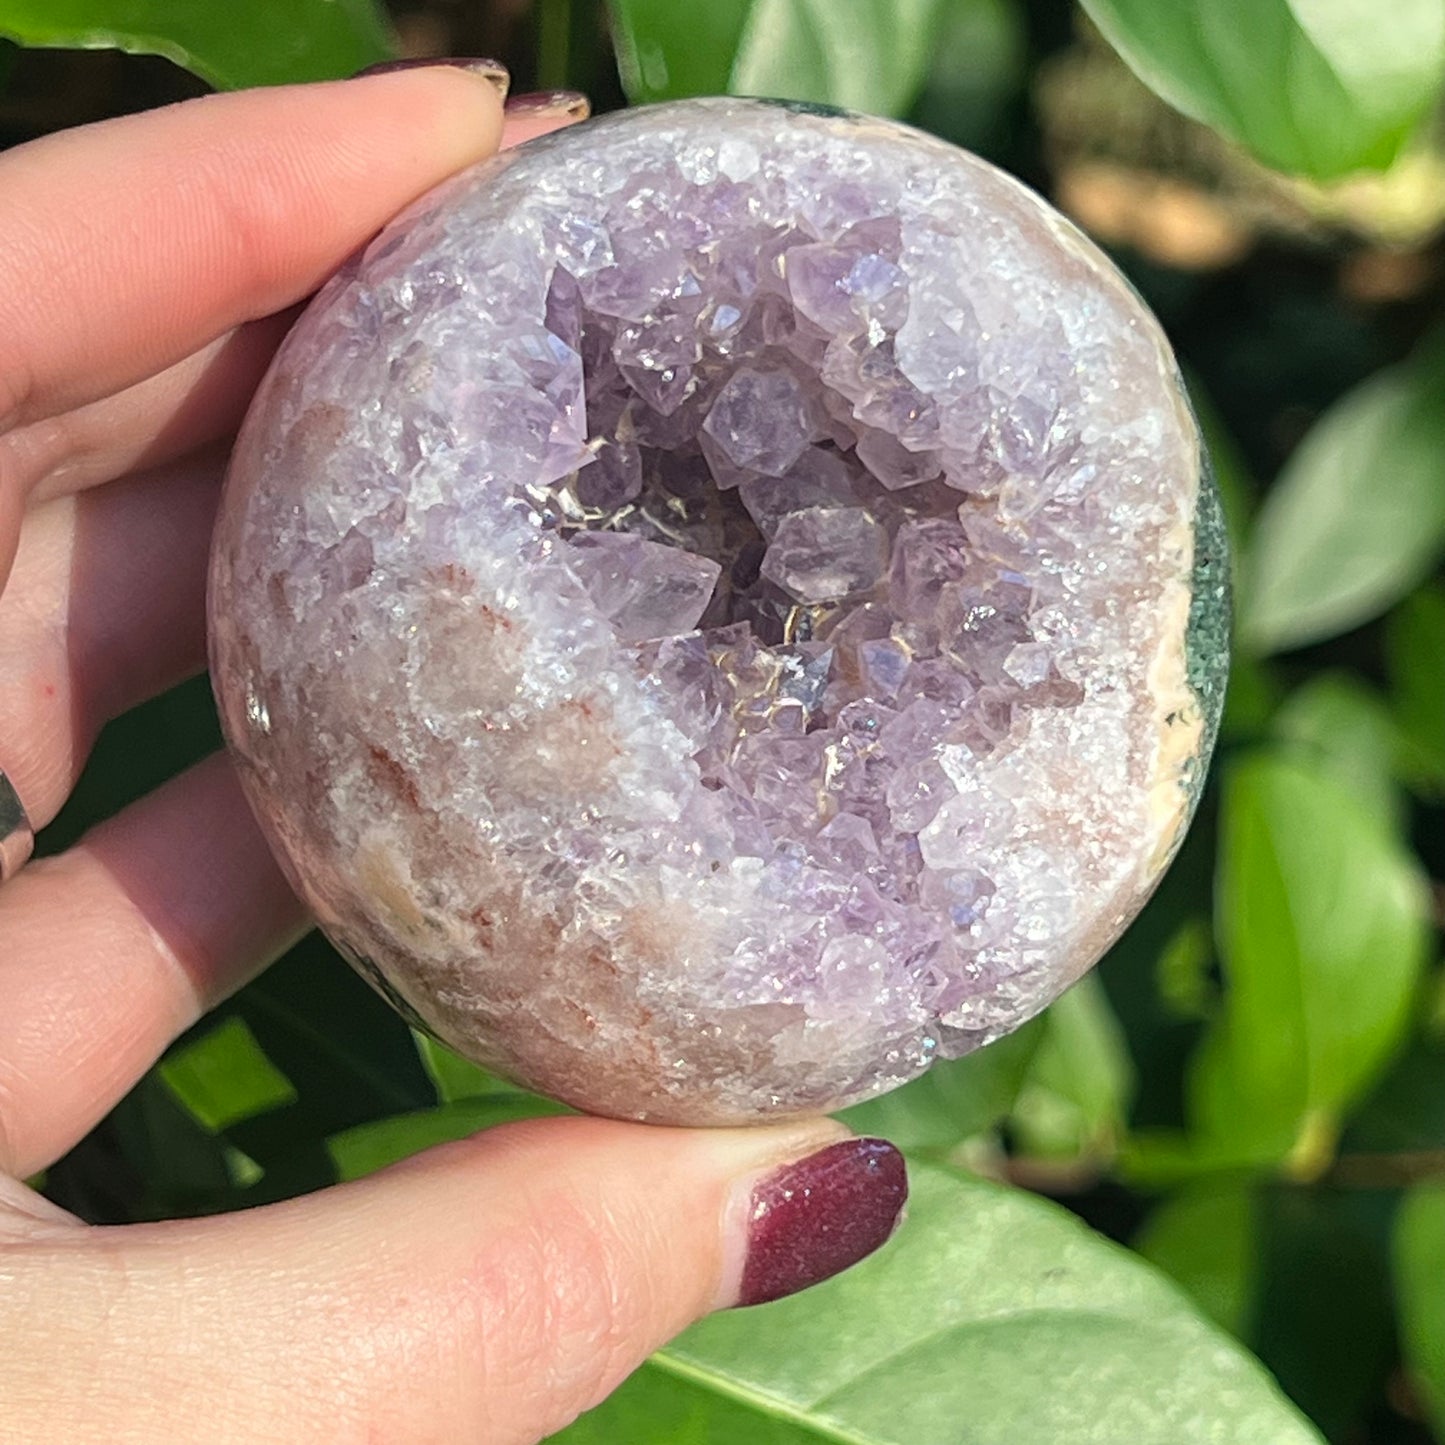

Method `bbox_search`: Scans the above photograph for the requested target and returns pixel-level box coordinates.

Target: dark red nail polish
[504,90,592,121]
[739,1138,907,1307]
[352,58,510,97]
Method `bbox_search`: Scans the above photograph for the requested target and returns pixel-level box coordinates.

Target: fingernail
[737,1138,906,1307]
[505,90,592,121]
[352,57,511,100]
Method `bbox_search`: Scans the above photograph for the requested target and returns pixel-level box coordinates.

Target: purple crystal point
[565,531,720,643]
[210,99,1223,1124]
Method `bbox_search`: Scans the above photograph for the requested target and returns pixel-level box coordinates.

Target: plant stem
[537,0,571,91]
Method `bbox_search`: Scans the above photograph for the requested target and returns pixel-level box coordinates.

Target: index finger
[0,66,507,435]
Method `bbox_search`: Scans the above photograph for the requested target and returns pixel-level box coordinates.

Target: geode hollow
[210,98,1227,1124]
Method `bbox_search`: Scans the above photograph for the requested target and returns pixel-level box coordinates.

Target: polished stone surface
[210,99,1225,1123]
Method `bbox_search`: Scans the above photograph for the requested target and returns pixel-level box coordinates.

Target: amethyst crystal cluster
[210,99,1227,1123]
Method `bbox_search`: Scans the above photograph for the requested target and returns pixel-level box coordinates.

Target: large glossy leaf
[1192,752,1430,1165]
[1079,0,1445,180]
[1395,1184,1445,1438]
[554,1162,1322,1443]
[608,0,946,116]
[0,0,393,89]
[1240,355,1445,654]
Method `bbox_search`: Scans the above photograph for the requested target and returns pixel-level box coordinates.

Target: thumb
[8,1116,906,1444]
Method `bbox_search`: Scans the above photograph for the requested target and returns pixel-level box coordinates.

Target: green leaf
[1219,651,1285,742]
[732,0,947,116]
[1079,0,1445,180]
[608,0,947,116]
[1155,916,1217,1022]
[836,1016,1041,1151]
[329,1094,568,1181]
[1271,672,1405,831]
[1134,1185,1259,1336]
[1387,584,1445,789]
[159,1016,297,1132]
[413,1032,514,1102]
[1395,1184,1445,1438]
[1240,354,1445,653]
[108,1075,247,1219]
[607,0,751,102]
[553,1162,1322,1444]
[1192,752,1430,1165]
[0,0,393,89]
[1010,976,1134,1161]
[211,936,438,1195]
[907,0,1026,152]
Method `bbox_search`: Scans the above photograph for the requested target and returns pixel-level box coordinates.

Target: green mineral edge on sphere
[209,97,1225,1123]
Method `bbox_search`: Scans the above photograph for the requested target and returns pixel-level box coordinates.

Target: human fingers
[0,65,507,591]
[0,755,307,1178]
[0,453,223,828]
[0,66,507,434]
[2,102,591,506]
[4,1116,906,1444]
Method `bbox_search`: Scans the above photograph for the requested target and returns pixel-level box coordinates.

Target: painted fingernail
[352,58,511,100]
[738,1138,907,1307]
[504,90,592,121]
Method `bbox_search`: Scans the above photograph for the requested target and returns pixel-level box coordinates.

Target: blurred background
[2,2,1444,1442]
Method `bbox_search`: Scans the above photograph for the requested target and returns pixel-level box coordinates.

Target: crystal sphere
[209,98,1227,1124]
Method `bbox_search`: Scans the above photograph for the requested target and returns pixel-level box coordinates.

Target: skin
[0,71,857,1444]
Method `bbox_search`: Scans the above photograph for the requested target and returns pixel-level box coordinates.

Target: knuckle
[473,1189,658,1437]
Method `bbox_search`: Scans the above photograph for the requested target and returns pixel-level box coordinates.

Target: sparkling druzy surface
[210,99,1227,1123]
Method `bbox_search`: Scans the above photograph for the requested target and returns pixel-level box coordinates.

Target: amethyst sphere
[209,98,1227,1123]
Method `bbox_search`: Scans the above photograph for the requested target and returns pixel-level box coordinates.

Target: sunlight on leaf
[1080,0,1445,179]
[732,0,946,116]
[608,0,947,115]
[554,1162,1323,1443]
[0,0,393,88]
[607,0,750,102]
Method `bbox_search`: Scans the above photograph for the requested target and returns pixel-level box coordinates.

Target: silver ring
[0,769,34,883]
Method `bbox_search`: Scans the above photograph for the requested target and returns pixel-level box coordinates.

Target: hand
[0,68,907,1444]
